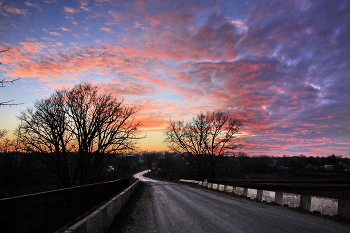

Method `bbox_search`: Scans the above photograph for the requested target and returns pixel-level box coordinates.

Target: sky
[0,0,349,157]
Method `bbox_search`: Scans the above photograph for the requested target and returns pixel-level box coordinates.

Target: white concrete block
[247,188,258,199]
[212,183,218,189]
[218,185,225,191]
[207,183,212,188]
[262,190,276,202]
[282,193,300,208]
[225,186,233,193]
[310,196,338,216]
[234,187,244,196]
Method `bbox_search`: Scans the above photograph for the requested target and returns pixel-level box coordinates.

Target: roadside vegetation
[144,152,350,181]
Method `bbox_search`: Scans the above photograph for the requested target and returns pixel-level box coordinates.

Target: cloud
[1,43,168,89]
[25,1,42,12]
[117,68,167,87]
[43,0,57,3]
[111,0,349,156]
[3,5,29,16]
[60,26,71,31]
[25,37,37,42]
[64,6,78,13]
[24,1,34,7]
[48,31,61,36]
[108,10,125,22]
[18,42,46,53]
[42,28,61,36]
[2,0,349,156]
[79,0,92,11]
[100,27,114,33]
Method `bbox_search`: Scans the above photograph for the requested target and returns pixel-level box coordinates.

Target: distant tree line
[145,152,350,181]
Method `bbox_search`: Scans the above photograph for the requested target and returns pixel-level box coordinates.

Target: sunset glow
[0,0,349,157]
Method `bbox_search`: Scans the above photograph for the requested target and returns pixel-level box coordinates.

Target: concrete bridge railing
[60,180,139,233]
[180,179,350,220]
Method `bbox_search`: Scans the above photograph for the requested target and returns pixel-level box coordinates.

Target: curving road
[110,171,350,233]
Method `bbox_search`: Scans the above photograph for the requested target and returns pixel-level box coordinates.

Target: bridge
[1,170,349,232]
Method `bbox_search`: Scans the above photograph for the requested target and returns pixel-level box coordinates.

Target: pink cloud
[18,42,46,53]
[3,5,29,16]
[100,27,114,33]
[60,27,71,31]
[63,6,78,13]
[117,68,167,87]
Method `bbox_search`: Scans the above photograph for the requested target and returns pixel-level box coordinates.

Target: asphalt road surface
[106,171,350,233]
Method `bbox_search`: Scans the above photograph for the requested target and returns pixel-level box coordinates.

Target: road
[107,171,350,233]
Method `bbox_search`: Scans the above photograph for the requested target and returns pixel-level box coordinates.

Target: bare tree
[17,82,141,187]
[164,111,242,179]
[142,152,159,174]
[64,83,141,184]
[0,47,23,106]
[17,91,73,187]
[0,129,8,140]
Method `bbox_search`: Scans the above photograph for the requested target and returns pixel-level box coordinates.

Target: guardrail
[0,178,130,233]
[60,179,139,233]
[180,179,350,220]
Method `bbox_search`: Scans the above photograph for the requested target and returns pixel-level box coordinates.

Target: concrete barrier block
[243,188,248,197]
[310,196,338,216]
[261,190,275,202]
[179,179,199,184]
[85,211,103,233]
[212,184,218,189]
[283,193,300,208]
[207,183,212,189]
[62,180,139,233]
[276,192,283,205]
[301,195,311,211]
[101,205,108,230]
[247,188,258,200]
[257,189,263,201]
[276,192,300,207]
[234,187,244,196]
[225,186,233,193]
[106,200,116,226]
[203,182,208,187]
[339,200,350,220]
[63,222,87,233]
[121,192,127,206]
[114,195,122,213]
[218,185,225,191]
[199,181,203,186]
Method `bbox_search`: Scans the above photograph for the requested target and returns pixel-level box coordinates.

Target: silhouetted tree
[143,152,159,173]
[164,111,242,179]
[0,129,8,140]
[17,83,141,187]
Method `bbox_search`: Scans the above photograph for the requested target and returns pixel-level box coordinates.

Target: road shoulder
[104,182,158,233]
